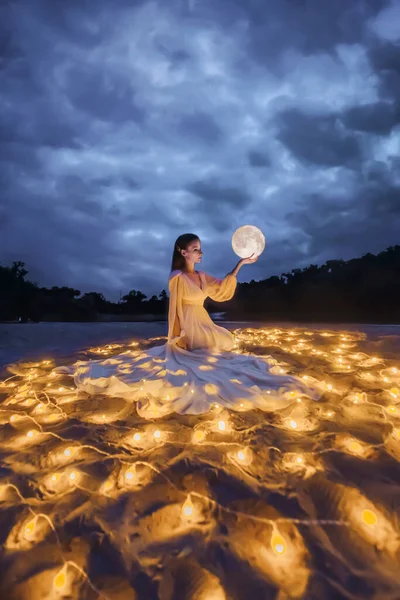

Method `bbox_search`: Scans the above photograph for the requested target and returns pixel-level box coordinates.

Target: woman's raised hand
[239,253,259,265]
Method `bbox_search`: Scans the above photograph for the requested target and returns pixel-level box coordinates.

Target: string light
[193,429,206,443]
[125,467,135,482]
[54,566,67,590]
[24,517,37,536]
[271,530,286,555]
[362,509,377,526]
[182,495,194,518]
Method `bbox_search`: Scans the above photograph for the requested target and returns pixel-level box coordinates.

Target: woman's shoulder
[169,269,183,280]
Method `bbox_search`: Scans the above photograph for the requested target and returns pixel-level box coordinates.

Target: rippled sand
[0,324,399,599]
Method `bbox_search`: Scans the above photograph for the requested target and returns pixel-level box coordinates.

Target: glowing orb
[232,225,266,259]
[218,420,226,431]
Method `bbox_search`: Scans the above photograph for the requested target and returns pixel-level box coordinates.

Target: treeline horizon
[0,244,399,324]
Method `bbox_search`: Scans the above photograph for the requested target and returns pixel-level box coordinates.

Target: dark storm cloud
[368,41,400,99]
[276,109,361,168]
[284,178,400,262]
[66,66,146,124]
[248,150,271,168]
[177,111,222,144]
[342,101,400,136]
[186,179,252,208]
[210,0,388,72]
[1,0,399,299]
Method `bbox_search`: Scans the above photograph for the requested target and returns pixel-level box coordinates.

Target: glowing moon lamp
[232,225,266,259]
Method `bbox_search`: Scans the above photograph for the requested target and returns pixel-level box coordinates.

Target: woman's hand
[239,253,259,266]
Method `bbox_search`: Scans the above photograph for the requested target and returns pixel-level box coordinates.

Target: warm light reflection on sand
[0,326,399,597]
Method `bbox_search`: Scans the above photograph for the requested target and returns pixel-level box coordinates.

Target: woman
[168,233,257,352]
[56,234,320,417]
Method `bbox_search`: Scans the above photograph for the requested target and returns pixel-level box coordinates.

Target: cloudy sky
[0,0,399,301]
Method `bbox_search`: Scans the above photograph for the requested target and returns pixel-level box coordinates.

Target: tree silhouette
[1,245,399,323]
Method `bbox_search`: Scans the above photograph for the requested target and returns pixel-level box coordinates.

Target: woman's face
[182,239,203,264]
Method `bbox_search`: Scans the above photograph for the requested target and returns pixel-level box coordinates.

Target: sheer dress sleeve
[204,273,237,302]
[167,270,186,346]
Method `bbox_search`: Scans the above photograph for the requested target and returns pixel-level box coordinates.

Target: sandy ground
[1,321,399,371]
[0,322,400,599]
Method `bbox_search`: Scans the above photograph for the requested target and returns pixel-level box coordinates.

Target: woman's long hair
[170,233,199,272]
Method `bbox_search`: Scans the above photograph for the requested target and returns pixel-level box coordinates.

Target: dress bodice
[181,272,206,306]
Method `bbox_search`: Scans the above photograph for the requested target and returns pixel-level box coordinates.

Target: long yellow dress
[56,270,321,417]
[167,270,237,351]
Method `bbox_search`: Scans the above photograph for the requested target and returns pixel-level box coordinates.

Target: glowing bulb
[64,448,71,457]
[133,433,141,442]
[271,532,286,555]
[54,568,66,589]
[51,473,61,483]
[125,469,135,481]
[10,414,17,422]
[327,411,333,417]
[296,456,303,464]
[153,430,161,439]
[289,420,297,429]
[238,450,245,461]
[327,384,333,391]
[58,387,64,392]
[387,405,397,413]
[296,398,302,403]
[27,430,37,438]
[392,368,398,374]
[193,430,205,442]
[69,471,76,481]
[182,496,193,517]
[218,420,226,431]
[362,509,377,526]
[25,518,36,535]
[348,440,362,453]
